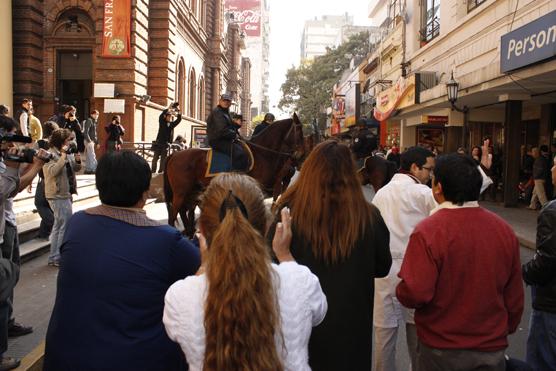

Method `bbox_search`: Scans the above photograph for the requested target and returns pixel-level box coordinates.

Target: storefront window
[417,127,444,153]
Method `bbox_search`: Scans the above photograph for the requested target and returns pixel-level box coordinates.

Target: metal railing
[121,141,187,162]
[419,16,440,43]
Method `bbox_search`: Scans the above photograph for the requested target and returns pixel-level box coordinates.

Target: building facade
[362,0,556,206]
[300,14,354,62]
[9,0,244,150]
[224,0,269,123]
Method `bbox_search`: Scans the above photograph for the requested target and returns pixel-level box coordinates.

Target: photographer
[152,103,182,173]
[0,115,49,370]
[105,116,125,153]
[61,106,85,154]
[43,129,81,267]
[35,122,60,240]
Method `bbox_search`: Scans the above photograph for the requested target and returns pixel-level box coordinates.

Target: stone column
[0,1,12,109]
[503,101,522,207]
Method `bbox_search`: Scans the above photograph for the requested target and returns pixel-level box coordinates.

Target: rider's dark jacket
[206,105,236,146]
[523,199,556,313]
[352,128,376,159]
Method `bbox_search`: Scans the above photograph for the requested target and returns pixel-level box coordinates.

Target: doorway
[57,51,92,120]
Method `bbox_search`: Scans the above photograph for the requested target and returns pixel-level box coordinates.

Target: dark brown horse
[358,155,398,192]
[164,114,305,236]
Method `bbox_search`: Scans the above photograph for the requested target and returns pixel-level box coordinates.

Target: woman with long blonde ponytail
[163,173,327,371]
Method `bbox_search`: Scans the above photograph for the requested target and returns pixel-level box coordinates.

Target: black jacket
[523,200,556,313]
[206,106,235,146]
[252,121,270,136]
[532,155,549,180]
[0,257,18,303]
[352,128,376,158]
[155,113,182,144]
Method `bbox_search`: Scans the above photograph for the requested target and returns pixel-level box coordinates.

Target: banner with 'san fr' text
[102,0,131,58]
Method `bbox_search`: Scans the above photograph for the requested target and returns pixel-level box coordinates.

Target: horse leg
[170,193,184,229]
[178,205,189,236]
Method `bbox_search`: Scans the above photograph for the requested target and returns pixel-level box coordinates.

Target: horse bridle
[246,118,303,158]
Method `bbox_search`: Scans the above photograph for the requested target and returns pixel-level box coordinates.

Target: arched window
[176,59,186,110]
[191,0,197,17]
[188,68,196,118]
[198,77,205,120]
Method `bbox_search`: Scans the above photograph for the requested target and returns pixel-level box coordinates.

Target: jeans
[84,141,97,172]
[0,224,19,326]
[526,309,556,371]
[34,179,54,238]
[48,198,73,263]
[374,323,418,371]
[211,140,248,171]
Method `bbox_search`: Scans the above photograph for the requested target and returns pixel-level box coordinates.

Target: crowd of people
[0,97,555,371]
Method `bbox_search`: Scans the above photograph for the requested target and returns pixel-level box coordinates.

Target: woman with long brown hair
[163,173,327,371]
[272,140,392,370]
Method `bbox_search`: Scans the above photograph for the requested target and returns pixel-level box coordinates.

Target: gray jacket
[43,148,81,199]
[83,117,98,144]
[0,165,19,244]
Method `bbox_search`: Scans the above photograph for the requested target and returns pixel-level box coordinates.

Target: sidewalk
[481,201,537,249]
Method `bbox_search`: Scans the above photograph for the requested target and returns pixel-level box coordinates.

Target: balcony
[419,16,439,45]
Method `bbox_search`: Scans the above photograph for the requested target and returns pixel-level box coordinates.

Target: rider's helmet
[264,113,275,123]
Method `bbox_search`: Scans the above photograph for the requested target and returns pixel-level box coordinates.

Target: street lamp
[446,72,468,113]
[445,72,469,148]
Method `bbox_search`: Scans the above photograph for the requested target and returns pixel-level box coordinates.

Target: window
[388,0,400,22]
[198,77,205,120]
[420,0,440,44]
[467,0,487,12]
[176,59,186,111]
[188,69,196,118]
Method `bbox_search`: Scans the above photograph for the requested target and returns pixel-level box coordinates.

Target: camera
[65,141,79,154]
[4,147,54,163]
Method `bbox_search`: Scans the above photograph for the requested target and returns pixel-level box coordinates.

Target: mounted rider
[206,94,248,171]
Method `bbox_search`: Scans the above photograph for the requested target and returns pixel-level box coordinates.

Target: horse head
[250,113,305,162]
[287,113,306,162]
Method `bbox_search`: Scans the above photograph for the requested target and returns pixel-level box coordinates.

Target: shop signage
[104,99,125,113]
[102,0,131,58]
[225,0,262,37]
[94,83,115,98]
[192,126,209,148]
[501,10,556,73]
[345,83,360,127]
[421,115,448,124]
[374,75,416,121]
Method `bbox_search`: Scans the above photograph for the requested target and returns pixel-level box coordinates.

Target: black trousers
[1,224,19,326]
[151,143,169,173]
[211,140,248,171]
[35,179,54,238]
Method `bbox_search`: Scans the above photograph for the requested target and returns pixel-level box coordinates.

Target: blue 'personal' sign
[501,10,556,73]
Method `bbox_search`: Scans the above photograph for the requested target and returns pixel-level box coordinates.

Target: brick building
[9,0,248,148]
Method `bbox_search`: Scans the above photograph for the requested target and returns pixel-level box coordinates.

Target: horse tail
[163,153,174,212]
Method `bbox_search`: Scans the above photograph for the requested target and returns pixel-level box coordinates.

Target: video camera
[0,133,54,163]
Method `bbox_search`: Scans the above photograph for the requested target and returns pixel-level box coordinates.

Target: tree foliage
[278,32,371,126]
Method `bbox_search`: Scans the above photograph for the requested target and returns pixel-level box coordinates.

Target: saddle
[205,142,254,177]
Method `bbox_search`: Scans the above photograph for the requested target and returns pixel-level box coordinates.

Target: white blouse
[163,262,327,371]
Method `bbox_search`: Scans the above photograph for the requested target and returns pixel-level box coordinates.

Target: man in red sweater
[396,154,524,371]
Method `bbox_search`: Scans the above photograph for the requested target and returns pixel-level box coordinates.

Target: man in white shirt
[16,99,32,137]
[372,146,436,371]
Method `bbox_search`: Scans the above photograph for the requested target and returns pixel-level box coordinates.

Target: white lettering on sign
[506,24,556,60]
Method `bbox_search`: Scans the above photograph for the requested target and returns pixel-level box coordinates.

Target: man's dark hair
[0,116,18,133]
[43,121,60,139]
[0,105,9,116]
[96,151,151,207]
[434,154,482,205]
[400,146,434,171]
[91,110,99,115]
[21,98,32,105]
[264,113,275,122]
[540,145,549,153]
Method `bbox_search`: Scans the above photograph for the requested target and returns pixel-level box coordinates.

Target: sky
[267,0,372,117]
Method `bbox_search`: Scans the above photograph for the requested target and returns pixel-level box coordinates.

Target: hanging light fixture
[445,72,467,113]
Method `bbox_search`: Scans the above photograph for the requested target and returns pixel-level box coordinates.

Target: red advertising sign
[225,0,262,37]
[102,0,132,58]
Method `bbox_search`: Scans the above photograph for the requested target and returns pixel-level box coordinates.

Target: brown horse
[163,114,305,236]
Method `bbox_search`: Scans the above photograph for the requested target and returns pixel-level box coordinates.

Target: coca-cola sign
[225,0,261,37]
